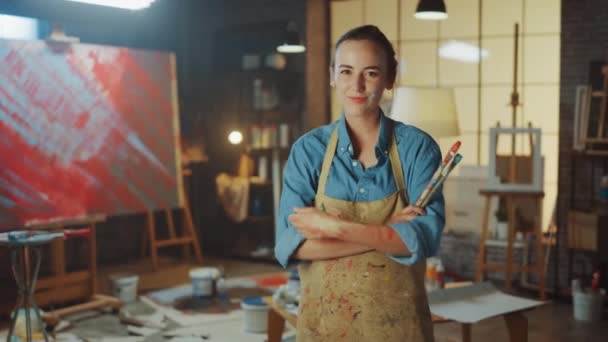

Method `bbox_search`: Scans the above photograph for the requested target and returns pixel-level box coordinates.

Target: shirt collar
[337,110,391,156]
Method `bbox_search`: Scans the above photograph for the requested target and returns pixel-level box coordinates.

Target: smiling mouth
[349,97,367,104]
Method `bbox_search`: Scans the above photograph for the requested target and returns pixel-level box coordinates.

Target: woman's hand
[288,207,344,239]
[386,205,425,225]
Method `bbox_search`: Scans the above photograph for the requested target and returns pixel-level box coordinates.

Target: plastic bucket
[110,274,139,303]
[189,267,220,297]
[573,289,605,322]
[241,296,269,333]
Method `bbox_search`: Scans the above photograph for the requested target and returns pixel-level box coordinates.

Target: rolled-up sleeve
[274,140,318,268]
[387,140,445,265]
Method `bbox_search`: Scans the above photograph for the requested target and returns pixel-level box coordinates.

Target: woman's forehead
[334,40,387,67]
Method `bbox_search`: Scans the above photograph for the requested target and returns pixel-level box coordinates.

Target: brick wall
[557,0,608,290]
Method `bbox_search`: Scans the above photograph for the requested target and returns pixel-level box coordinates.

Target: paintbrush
[441,141,462,168]
[415,141,462,207]
[420,154,463,208]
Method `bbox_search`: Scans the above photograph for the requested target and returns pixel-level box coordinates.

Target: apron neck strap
[317,127,339,197]
[389,132,408,203]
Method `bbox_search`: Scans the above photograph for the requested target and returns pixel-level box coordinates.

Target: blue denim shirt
[274,113,445,268]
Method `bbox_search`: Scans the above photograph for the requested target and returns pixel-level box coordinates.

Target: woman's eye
[339,69,351,75]
[367,71,379,78]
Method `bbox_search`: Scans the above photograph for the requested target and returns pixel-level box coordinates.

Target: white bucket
[110,274,139,303]
[241,296,269,333]
[189,267,220,297]
[573,289,605,322]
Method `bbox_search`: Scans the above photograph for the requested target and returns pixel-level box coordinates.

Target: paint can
[189,267,220,298]
[573,288,605,322]
[110,274,139,303]
[241,296,269,333]
[12,308,44,340]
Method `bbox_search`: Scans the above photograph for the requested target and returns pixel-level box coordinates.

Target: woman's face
[331,39,392,118]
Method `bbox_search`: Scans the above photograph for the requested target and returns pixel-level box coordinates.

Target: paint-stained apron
[296,126,434,342]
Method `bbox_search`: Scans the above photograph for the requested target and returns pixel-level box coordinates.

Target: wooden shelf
[479,189,544,197]
[572,150,608,157]
[584,138,608,144]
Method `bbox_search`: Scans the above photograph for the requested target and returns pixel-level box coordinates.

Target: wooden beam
[305,0,330,131]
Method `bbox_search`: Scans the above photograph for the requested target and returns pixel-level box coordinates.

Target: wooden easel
[476,161,547,300]
[142,165,203,270]
[475,23,546,300]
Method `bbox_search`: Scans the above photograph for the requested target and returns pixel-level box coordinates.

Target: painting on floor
[0,39,183,231]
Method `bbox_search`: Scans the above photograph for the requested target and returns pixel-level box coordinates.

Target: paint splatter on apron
[296,126,434,341]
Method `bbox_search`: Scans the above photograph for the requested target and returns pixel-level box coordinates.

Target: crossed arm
[290,205,425,261]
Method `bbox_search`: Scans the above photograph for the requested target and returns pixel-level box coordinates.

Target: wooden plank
[504,311,528,342]
[90,224,97,294]
[584,137,608,144]
[165,209,177,239]
[37,270,90,290]
[35,282,90,307]
[50,238,66,276]
[155,237,193,248]
[480,190,544,197]
[475,196,491,282]
[505,197,516,289]
[535,197,546,300]
[147,211,159,271]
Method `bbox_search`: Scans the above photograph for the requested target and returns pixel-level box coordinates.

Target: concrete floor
[95,255,608,342]
[4,255,605,341]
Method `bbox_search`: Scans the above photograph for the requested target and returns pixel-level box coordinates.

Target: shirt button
[359,188,366,193]
[352,161,358,167]
[340,147,345,152]
[348,146,353,153]
[384,150,388,154]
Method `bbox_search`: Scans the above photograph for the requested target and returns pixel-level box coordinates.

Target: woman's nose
[354,74,365,92]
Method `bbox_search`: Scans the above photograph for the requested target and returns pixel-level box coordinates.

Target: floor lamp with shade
[389,87,460,141]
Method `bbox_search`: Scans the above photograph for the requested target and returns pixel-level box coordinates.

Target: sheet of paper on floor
[95,338,144,342]
[123,310,167,329]
[428,282,545,323]
[163,325,210,338]
[127,325,160,337]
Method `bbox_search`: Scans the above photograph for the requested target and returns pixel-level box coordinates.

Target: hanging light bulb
[277,21,306,53]
[415,0,448,20]
[228,130,244,145]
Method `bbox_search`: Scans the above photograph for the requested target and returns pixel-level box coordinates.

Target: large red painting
[0,39,182,231]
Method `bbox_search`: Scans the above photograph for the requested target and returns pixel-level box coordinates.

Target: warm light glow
[64,0,155,10]
[414,11,448,20]
[228,130,243,145]
[277,44,306,53]
[439,40,489,64]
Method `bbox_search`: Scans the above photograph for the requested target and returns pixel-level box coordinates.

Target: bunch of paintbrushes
[415,141,463,208]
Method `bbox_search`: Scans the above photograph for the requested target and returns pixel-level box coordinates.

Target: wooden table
[263,296,530,342]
